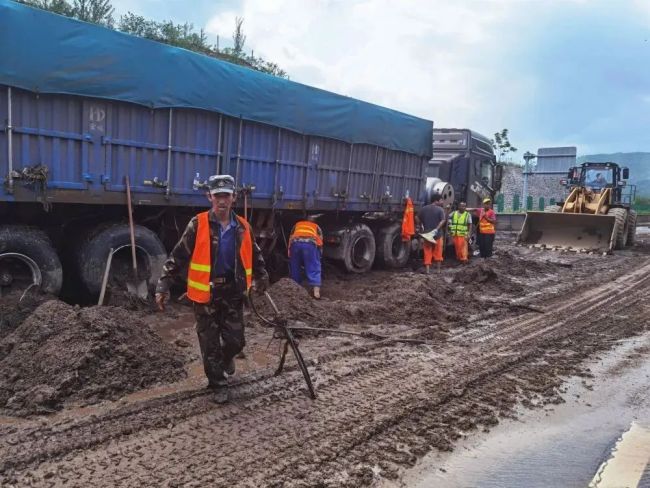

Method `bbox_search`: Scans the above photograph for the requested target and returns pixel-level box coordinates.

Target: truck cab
[428,129,502,209]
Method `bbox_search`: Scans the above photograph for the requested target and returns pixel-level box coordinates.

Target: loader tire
[607,208,628,250]
[341,224,376,274]
[77,223,167,297]
[627,209,637,246]
[545,205,561,213]
[0,226,63,295]
[375,222,410,269]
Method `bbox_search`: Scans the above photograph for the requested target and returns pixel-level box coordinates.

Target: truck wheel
[607,208,628,250]
[626,209,637,246]
[77,224,167,296]
[375,223,410,269]
[0,226,63,295]
[341,224,376,274]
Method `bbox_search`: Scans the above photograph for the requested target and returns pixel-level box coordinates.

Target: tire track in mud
[453,254,649,346]
[2,256,649,486]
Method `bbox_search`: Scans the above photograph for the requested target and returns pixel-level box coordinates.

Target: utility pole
[522,151,536,210]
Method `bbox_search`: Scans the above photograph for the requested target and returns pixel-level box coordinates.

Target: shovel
[125,175,149,299]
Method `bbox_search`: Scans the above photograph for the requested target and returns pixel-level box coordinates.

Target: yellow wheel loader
[518,162,637,252]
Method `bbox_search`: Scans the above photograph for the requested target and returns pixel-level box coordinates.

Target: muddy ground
[0,231,649,486]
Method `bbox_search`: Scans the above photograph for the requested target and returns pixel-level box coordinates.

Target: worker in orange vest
[155,175,268,393]
[288,216,324,299]
[475,197,497,258]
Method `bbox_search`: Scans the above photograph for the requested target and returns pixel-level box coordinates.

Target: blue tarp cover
[0,0,433,157]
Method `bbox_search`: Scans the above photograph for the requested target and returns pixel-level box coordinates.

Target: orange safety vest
[401,197,415,241]
[186,212,253,303]
[478,209,496,234]
[289,221,323,248]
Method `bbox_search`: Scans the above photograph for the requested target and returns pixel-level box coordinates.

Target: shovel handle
[264,291,281,316]
[125,175,138,272]
[98,248,114,306]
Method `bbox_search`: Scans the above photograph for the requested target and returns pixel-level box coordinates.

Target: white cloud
[203,0,647,155]
[206,0,533,134]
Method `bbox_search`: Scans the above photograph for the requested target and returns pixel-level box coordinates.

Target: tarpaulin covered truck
[0,0,433,297]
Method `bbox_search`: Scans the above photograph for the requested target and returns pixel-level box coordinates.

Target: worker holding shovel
[155,175,269,392]
[415,193,447,274]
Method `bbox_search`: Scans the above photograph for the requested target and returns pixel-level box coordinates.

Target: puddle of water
[390,333,650,488]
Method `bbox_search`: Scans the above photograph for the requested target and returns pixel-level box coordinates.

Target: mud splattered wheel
[627,209,637,246]
[341,224,376,274]
[607,207,629,250]
[375,222,410,269]
[0,226,63,296]
[77,224,167,297]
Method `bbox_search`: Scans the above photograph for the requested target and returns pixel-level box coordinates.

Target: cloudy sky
[110,0,649,158]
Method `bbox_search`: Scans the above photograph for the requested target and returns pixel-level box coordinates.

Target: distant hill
[577,152,650,196]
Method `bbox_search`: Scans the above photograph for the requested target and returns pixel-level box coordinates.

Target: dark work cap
[207,175,235,195]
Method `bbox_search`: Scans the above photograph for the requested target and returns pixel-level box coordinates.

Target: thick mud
[0,240,648,486]
[0,290,53,339]
[0,301,186,415]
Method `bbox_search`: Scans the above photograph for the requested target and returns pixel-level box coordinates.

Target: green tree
[17,0,73,16]
[232,17,246,56]
[491,129,518,162]
[17,0,287,78]
[72,0,114,26]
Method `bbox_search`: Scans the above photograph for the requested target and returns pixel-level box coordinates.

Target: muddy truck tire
[341,224,376,273]
[0,226,63,295]
[626,209,637,245]
[607,207,629,250]
[375,222,410,269]
[77,224,167,297]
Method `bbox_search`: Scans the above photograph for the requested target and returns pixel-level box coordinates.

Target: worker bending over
[155,175,269,392]
[288,216,323,299]
[416,193,446,274]
[448,201,472,263]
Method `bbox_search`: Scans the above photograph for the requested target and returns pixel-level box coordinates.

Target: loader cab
[568,162,633,205]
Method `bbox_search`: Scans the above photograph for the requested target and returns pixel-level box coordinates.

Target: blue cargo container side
[1,86,428,211]
[0,0,432,159]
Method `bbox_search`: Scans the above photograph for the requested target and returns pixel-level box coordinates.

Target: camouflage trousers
[193,285,245,384]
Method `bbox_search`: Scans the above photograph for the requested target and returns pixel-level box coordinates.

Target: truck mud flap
[517,212,616,252]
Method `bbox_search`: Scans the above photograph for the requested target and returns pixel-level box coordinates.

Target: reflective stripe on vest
[187,212,254,303]
[478,209,496,234]
[187,211,212,303]
[450,211,470,237]
[289,221,323,247]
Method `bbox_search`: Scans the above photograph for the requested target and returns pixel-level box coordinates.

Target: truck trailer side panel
[1,86,428,212]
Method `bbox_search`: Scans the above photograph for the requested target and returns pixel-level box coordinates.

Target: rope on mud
[285,326,431,345]
[247,292,430,345]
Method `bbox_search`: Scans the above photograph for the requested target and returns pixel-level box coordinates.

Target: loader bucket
[517,212,616,252]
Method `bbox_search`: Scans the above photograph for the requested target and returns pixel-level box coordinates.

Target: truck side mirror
[622,168,629,180]
[494,164,504,192]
